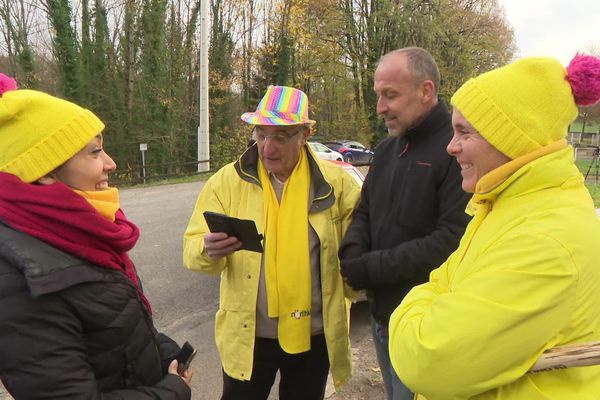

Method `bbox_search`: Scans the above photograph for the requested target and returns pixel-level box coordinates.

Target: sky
[500,0,600,65]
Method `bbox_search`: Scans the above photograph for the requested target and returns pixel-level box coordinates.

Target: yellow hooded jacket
[183,145,360,389]
[389,145,600,399]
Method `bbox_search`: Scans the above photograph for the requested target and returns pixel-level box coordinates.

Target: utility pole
[197,0,210,172]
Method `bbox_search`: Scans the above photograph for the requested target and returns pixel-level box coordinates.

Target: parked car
[322,140,374,165]
[329,160,365,187]
[308,141,343,161]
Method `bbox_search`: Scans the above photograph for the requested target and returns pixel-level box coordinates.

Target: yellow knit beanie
[0,75,105,183]
[451,57,585,159]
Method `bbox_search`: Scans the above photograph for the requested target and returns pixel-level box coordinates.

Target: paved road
[118,182,600,400]
[120,180,225,399]
[1,180,220,400]
[1,179,376,400]
[121,180,380,400]
[2,177,597,399]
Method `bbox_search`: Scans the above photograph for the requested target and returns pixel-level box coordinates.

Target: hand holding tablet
[203,211,264,253]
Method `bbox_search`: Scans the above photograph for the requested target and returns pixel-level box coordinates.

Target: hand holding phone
[176,341,197,374]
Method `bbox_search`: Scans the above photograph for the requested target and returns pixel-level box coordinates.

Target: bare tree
[0,0,37,86]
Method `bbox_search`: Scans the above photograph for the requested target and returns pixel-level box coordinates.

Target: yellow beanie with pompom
[451,57,578,159]
[452,54,600,159]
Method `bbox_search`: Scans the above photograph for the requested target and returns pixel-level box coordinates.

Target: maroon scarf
[0,172,151,313]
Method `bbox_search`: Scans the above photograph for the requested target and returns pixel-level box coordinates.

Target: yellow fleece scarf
[457,139,568,264]
[258,148,311,354]
[74,187,120,221]
[473,139,568,196]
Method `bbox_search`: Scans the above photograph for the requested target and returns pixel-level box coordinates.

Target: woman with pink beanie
[389,54,600,399]
[0,74,193,399]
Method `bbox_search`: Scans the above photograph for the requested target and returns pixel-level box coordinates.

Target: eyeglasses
[253,130,301,145]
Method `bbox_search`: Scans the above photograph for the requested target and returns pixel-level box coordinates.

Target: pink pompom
[0,73,18,95]
[566,53,600,106]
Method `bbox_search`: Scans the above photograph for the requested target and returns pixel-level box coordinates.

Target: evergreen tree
[208,0,241,168]
[44,0,80,100]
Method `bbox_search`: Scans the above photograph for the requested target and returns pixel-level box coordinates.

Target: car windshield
[345,141,365,150]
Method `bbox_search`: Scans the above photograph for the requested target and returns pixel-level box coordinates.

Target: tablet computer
[203,211,263,253]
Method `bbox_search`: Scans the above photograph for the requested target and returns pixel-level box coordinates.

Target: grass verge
[577,160,600,207]
[116,171,214,189]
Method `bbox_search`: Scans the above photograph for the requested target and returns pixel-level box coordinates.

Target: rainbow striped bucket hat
[241,85,316,126]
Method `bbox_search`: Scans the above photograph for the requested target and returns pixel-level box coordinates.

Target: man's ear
[37,175,58,186]
[300,126,311,144]
[420,80,435,103]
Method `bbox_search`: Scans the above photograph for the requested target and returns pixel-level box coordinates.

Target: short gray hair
[381,47,441,93]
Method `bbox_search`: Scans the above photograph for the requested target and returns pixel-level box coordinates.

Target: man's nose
[376,97,387,115]
[262,138,277,153]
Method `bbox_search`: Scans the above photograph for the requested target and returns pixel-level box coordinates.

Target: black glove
[339,243,364,260]
[340,256,370,290]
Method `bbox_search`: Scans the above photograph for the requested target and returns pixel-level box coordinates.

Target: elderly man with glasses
[183,85,361,400]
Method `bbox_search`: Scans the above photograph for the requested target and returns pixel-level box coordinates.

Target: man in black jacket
[339,47,470,400]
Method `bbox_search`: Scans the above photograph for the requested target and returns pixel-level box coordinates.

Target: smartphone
[176,341,197,374]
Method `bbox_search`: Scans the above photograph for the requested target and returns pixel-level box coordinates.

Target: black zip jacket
[0,221,191,399]
[340,101,471,324]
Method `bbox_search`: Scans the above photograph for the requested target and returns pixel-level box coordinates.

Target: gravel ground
[327,301,386,400]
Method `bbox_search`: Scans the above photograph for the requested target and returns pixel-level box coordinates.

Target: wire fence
[111,159,211,186]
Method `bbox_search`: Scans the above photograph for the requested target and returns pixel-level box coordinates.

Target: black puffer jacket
[340,101,471,324]
[0,221,191,399]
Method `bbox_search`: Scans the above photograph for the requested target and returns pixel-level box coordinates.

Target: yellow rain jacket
[389,144,600,399]
[183,145,360,389]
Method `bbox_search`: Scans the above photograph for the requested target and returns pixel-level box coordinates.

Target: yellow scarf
[473,139,568,196]
[74,187,120,221]
[258,148,311,354]
[458,139,569,264]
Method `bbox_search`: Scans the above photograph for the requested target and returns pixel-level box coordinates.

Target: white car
[308,142,343,161]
